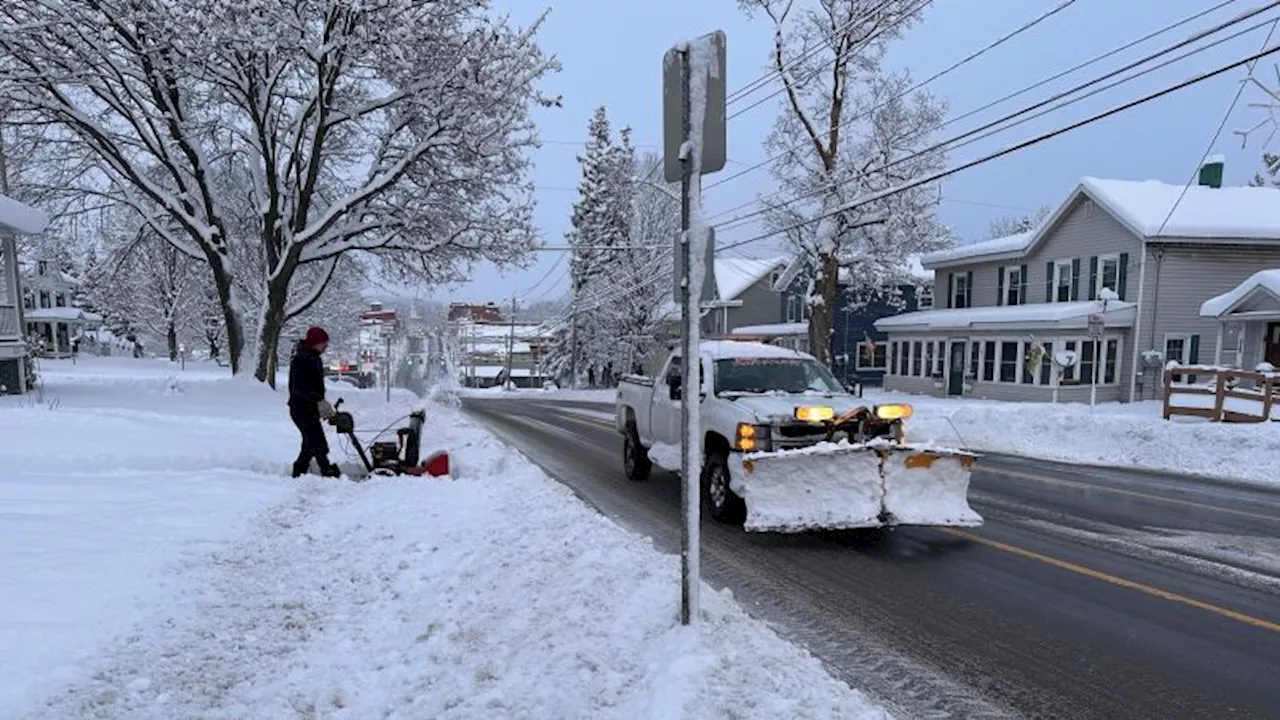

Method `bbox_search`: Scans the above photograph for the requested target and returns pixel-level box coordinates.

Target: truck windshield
[714,357,845,395]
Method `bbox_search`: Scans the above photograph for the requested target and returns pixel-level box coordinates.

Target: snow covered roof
[730,322,809,336]
[1200,269,1280,318]
[26,307,104,323]
[773,252,933,291]
[0,195,48,235]
[874,300,1135,332]
[924,177,1280,268]
[1081,177,1280,241]
[921,230,1035,267]
[715,256,788,300]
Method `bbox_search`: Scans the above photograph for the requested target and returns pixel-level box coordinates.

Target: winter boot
[291,459,311,478]
[319,463,343,479]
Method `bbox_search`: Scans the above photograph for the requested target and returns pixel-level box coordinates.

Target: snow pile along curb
[13,366,885,719]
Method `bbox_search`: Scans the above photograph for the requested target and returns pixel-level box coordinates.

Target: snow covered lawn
[2,357,883,719]
[862,388,1280,488]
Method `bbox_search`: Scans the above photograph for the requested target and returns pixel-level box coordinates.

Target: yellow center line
[980,465,1279,524]
[940,528,1280,633]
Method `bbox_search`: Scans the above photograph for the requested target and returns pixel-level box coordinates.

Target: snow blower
[327,398,451,479]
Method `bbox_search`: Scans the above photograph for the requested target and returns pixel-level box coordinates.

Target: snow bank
[4,357,884,719]
[864,389,1280,488]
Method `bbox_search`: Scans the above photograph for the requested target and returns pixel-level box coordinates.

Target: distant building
[447,302,505,324]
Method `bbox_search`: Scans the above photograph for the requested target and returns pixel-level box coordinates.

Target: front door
[947,341,966,396]
[1266,322,1280,367]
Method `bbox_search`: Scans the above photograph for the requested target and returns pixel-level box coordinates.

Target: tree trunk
[809,253,839,366]
[166,320,178,362]
[209,261,244,375]
[253,277,291,388]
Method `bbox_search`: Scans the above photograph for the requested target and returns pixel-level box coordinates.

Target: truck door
[651,354,683,446]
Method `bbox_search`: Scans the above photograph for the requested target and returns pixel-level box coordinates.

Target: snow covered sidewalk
[2,358,882,719]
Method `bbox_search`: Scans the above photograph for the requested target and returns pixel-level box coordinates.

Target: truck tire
[623,425,652,482]
[701,451,746,525]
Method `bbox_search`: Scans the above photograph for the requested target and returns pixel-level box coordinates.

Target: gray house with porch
[875,159,1280,403]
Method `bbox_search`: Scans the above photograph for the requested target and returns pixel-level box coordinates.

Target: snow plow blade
[735,442,983,533]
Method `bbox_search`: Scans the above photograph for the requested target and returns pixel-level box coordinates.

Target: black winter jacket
[288,343,326,411]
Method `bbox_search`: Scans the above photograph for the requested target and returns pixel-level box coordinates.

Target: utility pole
[505,295,518,390]
[662,30,726,627]
[568,304,578,389]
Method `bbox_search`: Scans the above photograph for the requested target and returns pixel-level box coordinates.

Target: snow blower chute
[731,403,982,533]
[327,398,451,479]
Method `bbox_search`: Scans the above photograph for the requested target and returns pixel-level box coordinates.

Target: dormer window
[37,261,47,276]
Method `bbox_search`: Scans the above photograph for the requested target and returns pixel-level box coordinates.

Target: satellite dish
[1054,350,1078,368]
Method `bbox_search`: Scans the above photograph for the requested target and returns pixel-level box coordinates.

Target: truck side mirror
[666,373,681,400]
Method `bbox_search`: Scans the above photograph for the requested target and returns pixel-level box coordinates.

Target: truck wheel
[701,452,746,525]
[623,426,652,482]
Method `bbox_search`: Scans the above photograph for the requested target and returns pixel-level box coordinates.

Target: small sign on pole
[663,32,727,183]
[1087,313,1104,340]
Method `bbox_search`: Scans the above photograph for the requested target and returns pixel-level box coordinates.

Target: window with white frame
[1053,260,1073,302]
[39,290,51,309]
[898,341,909,375]
[982,341,996,381]
[857,341,888,370]
[924,341,935,378]
[1004,266,1023,306]
[1164,333,1193,383]
[786,294,809,323]
[55,292,66,308]
[968,341,980,379]
[952,274,969,309]
[911,341,922,376]
[999,342,1019,382]
[1096,254,1120,296]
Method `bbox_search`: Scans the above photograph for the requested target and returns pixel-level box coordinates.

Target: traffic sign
[1087,313,1104,340]
[662,31,727,182]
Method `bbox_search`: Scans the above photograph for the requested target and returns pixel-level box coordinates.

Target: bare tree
[739,0,950,365]
[986,205,1052,239]
[1,0,559,384]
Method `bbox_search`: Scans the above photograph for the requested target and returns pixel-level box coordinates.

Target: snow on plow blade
[736,442,983,533]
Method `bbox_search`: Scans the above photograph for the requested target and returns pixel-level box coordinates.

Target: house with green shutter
[873,158,1280,403]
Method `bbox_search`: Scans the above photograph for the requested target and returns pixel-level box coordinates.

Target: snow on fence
[1163,363,1278,423]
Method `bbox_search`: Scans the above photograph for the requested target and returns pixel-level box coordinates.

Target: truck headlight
[736,423,770,452]
[874,403,913,420]
[794,405,835,422]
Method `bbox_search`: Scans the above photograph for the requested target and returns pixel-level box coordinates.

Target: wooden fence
[1163,365,1278,423]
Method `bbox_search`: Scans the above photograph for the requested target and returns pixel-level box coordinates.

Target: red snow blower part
[327,398,451,479]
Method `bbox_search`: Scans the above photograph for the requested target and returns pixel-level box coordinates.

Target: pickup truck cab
[616,340,901,524]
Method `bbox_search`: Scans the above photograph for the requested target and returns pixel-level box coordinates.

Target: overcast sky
[389,0,1280,306]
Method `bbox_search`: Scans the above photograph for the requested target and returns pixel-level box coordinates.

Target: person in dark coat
[288,326,341,478]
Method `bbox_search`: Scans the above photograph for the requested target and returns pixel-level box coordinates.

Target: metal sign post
[662,30,726,628]
[1088,312,1104,407]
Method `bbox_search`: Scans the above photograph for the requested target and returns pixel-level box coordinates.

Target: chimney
[1197,154,1224,188]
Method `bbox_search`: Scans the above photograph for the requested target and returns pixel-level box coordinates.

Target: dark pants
[289,405,334,474]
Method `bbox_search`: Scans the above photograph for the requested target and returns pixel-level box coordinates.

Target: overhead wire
[714,39,1280,254]
[703,0,1242,218]
[712,4,1280,234]
[1155,17,1280,235]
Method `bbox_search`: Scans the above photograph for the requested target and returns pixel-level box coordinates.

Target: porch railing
[0,305,18,339]
[1163,364,1278,423]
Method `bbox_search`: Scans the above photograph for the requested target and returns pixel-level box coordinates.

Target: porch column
[1214,321,1224,366]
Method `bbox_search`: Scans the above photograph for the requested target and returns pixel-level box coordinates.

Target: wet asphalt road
[462,397,1280,720]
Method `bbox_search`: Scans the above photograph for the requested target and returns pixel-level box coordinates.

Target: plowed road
[463,397,1280,720]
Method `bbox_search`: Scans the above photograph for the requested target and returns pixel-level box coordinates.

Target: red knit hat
[304,326,329,347]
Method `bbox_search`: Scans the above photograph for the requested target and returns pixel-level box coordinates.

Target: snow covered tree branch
[738,0,950,365]
[1,0,559,384]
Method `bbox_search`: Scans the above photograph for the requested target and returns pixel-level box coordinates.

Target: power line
[713,5,1280,233]
[703,0,1241,212]
[716,40,1280,254]
[1156,18,1280,235]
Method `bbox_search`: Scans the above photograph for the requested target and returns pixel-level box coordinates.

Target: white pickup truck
[615,340,981,532]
